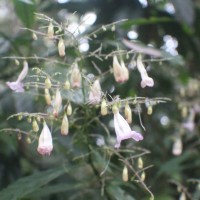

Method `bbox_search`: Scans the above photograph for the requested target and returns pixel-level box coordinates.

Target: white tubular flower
[88,79,102,104]
[114,111,143,148]
[37,122,53,156]
[53,89,62,117]
[113,55,129,83]
[136,55,154,88]
[7,61,29,92]
[71,63,81,88]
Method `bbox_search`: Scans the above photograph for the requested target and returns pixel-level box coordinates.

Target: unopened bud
[26,136,31,144]
[71,63,81,88]
[67,103,72,116]
[32,119,39,132]
[101,99,108,116]
[172,137,182,156]
[15,59,20,66]
[147,106,153,115]
[32,33,38,40]
[112,105,119,114]
[18,115,23,121]
[47,21,54,39]
[179,192,186,200]
[27,117,32,123]
[111,25,115,31]
[63,80,70,90]
[18,133,22,140]
[58,38,65,57]
[53,89,62,117]
[45,77,52,89]
[125,103,132,124]
[102,25,106,31]
[137,157,143,169]
[141,172,145,181]
[37,116,41,122]
[61,114,69,135]
[45,89,52,105]
[122,166,128,182]
[181,106,188,118]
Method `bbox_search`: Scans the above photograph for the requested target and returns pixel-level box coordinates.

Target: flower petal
[6,81,24,92]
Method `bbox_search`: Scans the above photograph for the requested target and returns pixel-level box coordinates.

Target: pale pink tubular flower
[88,79,102,104]
[136,55,154,88]
[114,111,143,148]
[113,55,129,83]
[37,122,53,156]
[53,89,62,117]
[6,61,29,92]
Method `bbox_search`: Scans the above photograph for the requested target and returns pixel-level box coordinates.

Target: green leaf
[107,185,136,200]
[12,0,35,28]
[0,168,66,200]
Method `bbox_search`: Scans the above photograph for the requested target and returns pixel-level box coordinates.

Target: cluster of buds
[113,55,129,83]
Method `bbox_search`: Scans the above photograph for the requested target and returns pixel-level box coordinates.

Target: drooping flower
[53,89,62,117]
[88,79,102,104]
[113,109,143,148]
[136,55,154,88]
[6,61,29,92]
[37,122,53,156]
[71,63,81,88]
[113,55,129,83]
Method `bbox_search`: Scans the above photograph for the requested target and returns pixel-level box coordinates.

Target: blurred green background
[0,0,200,199]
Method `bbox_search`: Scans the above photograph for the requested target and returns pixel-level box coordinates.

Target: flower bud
[61,114,69,135]
[172,137,182,156]
[88,79,102,104]
[32,33,38,40]
[15,59,20,66]
[125,103,132,124]
[27,116,32,123]
[141,171,145,181]
[67,103,72,116]
[58,38,65,57]
[120,60,129,82]
[45,89,52,105]
[101,99,108,116]
[53,89,62,117]
[47,21,54,39]
[37,122,53,156]
[45,77,52,89]
[113,55,122,82]
[112,104,119,114]
[147,105,153,115]
[179,193,186,200]
[137,157,143,169]
[18,115,23,120]
[122,165,129,182]
[63,80,70,90]
[181,106,188,118]
[32,119,39,132]
[71,63,81,88]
